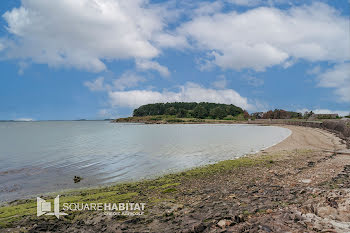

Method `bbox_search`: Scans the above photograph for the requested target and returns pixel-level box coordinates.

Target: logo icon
[37,195,67,219]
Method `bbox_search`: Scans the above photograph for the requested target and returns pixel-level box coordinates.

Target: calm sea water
[0,121,291,202]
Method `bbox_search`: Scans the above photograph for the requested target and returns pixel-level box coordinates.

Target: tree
[176,108,187,118]
[263,110,273,119]
[226,105,242,116]
[193,106,208,119]
[243,111,250,120]
[210,107,227,119]
[165,107,177,115]
[132,102,244,118]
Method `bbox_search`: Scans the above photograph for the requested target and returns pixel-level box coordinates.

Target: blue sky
[0,0,349,120]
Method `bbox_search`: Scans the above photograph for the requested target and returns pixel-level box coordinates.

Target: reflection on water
[0,121,291,202]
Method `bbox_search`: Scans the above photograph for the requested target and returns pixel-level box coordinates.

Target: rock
[259,224,272,232]
[320,229,338,233]
[217,220,226,228]
[234,214,245,223]
[307,161,315,167]
[300,179,312,184]
[166,204,184,214]
[192,223,206,233]
[266,209,273,214]
[74,176,82,183]
[316,206,337,218]
[217,219,231,228]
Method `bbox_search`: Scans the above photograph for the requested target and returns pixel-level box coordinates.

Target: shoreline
[1,125,349,232]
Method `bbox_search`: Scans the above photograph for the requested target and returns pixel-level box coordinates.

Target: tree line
[133,102,246,119]
[133,103,345,120]
[251,109,303,119]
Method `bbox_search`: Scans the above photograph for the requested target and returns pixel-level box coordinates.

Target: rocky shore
[1,125,350,232]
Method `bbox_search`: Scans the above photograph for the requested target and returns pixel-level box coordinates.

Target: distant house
[308,114,338,120]
[251,112,264,119]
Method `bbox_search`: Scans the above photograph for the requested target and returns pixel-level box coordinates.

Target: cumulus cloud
[84,77,106,92]
[113,72,146,91]
[317,63,350,102]
[136,59,170,77]
[193,1,223,16]
[1,1,348,75]
[178,2,349,71]
[18,61,29,75]
[108,82,255,110]
[226,0,262,6]
[1,0,172,72]
[152,33,188,49]
[307,65,321,75]
[84,72,147,92]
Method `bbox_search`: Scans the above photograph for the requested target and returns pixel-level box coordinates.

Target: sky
[0,0,349,120]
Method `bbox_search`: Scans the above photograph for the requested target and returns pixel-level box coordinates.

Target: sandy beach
[264,125,344,152]
[1,124,350,232]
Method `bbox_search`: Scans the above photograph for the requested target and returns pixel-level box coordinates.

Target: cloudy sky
[0,0,349,120]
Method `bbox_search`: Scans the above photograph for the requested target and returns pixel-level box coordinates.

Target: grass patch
[161,188,177,193]
[160,183,181,189]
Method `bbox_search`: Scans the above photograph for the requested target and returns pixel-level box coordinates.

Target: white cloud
[178,3,349,71]
[108,82,255,110]
[307,65,321,75]
[113,72,146,91]
[2,1,348,75]
[317,63,350,102]
[15,118,34,121]
[297,108,349,117]
[18,61,29,75]
[152,33,188,49]
[136,59,170,77]
[282,58,296,69]
[84,77,106,92]
[84,72,147,92]
[226,0,262,6]
[2,0,172,72]
[193,1,223,16]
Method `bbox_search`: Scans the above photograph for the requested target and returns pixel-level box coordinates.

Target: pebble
[228,194,236,198]
[266,209,273,214]
[217,219,231,228]
[301,179,312,184]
